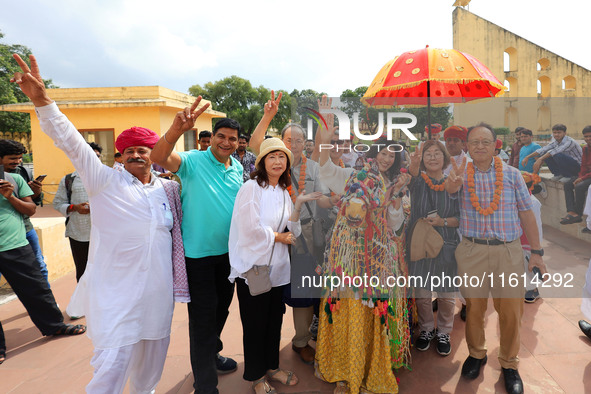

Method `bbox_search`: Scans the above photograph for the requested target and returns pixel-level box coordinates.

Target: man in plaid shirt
[447,123,547,394]
[521,123,582,182]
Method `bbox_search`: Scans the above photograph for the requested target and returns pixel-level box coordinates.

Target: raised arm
[310,95,332,162]
[250,90,282,155]
[408,144,422,177]
[151,97,210,173]
[12,54,110,194]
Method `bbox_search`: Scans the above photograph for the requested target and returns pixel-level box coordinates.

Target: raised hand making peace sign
[11,54,53,107]
[445,156,467,193]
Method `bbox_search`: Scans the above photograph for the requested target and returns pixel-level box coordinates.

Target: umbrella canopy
[362,47,505,108]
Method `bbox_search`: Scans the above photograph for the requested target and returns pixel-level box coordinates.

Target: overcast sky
[1,0,587,96]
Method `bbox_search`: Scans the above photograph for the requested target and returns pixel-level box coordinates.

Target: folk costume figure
[315,157,411,394]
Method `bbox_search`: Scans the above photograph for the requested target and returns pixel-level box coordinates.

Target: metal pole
[427,80,432,139]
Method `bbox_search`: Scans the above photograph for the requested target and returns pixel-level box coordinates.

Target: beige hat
[255,138,294,170]
[410,218,444,262]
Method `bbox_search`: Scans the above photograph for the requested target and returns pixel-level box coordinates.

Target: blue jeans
[545,153,581,178]
[26,229,49,286]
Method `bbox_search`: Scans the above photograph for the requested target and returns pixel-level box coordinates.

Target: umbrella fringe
[363,78,505,96]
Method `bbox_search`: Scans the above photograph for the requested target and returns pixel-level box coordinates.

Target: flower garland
[467,156,504,216]
[287,154,307,203]
[421,172,445,191]
[521,171,541,192]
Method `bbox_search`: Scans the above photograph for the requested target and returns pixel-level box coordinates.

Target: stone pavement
[1,225,591,393]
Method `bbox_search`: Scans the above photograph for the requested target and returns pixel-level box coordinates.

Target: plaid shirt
[232,150,257,183]
[535,135,583,164]
[459,160,533,241]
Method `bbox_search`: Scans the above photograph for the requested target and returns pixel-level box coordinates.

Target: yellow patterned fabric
[316,298,400,394]
[315,164,411,393]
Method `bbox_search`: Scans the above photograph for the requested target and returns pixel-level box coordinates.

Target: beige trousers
[455,238,525,369]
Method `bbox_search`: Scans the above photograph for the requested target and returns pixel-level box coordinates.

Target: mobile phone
[0,165,4,180]
[35,174,47,182]
[426,210,438,218]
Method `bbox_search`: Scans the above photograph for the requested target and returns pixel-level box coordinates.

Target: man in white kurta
[11,54,187,394]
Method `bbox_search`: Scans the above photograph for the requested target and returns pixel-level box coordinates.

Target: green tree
[188,76,291,135]
[0,31,56,133]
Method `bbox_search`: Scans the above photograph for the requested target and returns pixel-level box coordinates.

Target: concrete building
[453,6,591,138]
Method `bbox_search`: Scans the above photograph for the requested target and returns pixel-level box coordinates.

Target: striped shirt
[535,135,583,164]
[459,160,532,241]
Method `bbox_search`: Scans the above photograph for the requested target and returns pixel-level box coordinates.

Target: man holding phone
[0,139,49,284]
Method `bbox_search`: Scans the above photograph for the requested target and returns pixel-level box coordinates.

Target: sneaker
[550,175,562,181]
[524,288,540,303]
[583,227,591,234]
[309,314,319,341]
[216,353,237,374]
[537,181,548,199]
[436,332,451,356]
[415,329,435,351]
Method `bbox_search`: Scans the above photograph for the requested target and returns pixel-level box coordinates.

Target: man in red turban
[12,54,188,393]
[443,125,470,176]
[425,123,443,141]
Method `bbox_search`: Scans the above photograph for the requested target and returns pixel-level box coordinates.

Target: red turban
[443,125,468,141]
[495,139,503,149]
[115,127,160,153]
[425,123,442,134]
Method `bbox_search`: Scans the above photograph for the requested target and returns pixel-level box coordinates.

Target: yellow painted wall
[0,86,225,204]
[453,7,591,138]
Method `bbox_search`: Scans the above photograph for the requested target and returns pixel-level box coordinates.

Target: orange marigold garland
[287,154,307,203]
[467,156,504,216]
[421,172,445,191]
[521,171,541,192]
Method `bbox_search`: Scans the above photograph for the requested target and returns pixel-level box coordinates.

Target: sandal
[334,381,348,394]
[0,350,5,365]
[560,214,582,225]
[267,368,298,386]
[53,324,86,336]
[251,377,276,394]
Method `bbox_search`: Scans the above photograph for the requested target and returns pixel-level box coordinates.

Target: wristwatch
[443,218,448,227]
[531,249,544,256]
[397,191,405,198]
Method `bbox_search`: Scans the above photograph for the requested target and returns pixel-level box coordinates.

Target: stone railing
[537,176,591,243]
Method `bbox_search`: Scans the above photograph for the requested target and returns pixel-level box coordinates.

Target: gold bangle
[163,133,174,145]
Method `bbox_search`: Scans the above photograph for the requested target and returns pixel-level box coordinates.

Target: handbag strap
[266,190,286,266]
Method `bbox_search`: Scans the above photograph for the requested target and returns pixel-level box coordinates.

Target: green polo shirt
[0,173,34,252]
[176,148,243,258]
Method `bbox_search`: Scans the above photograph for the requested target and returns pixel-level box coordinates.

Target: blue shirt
[519,143,541,172]
[176,148,243,258]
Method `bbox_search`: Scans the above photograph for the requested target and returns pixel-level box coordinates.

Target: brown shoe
[292,344,315,364]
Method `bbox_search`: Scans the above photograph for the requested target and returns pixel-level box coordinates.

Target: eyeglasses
[330,140,345,145]
[424,152,444,159]
[467,140,494,147]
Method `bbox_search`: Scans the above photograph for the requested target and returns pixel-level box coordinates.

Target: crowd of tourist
[2,53,591,394]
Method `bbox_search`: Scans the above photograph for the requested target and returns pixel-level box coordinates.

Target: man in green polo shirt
[0,172,85,359]
[151,97,242,394]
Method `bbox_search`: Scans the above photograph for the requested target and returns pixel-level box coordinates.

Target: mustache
[126,158,147,163]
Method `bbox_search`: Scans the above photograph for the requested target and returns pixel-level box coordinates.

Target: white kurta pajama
[36,103,176,394]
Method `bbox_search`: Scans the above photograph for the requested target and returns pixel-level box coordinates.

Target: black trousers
[186,253,235,394]
[236,279,285,381]
[0,321,5,353]
[0,245,63,335]
[68,238,89,282]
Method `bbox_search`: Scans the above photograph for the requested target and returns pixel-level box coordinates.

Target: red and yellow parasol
[362,47,505,108]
